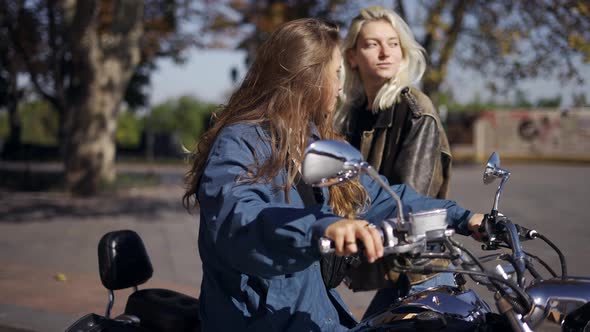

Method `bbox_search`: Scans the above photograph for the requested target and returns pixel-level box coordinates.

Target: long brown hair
[183,18,368,218]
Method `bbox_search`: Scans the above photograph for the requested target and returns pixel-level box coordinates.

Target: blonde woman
[335,6,455,319]
[335,5,451,199]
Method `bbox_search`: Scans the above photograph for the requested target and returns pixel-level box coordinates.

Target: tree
[514,89,533,108]
[199,0,590,99]
[535,95,562,108]
[59,0,145,195]
[1,0,195,195]
[403,0,589,97]
[145,95,215,151]
[198,0,349,65]
[0,8,27,156]
[572,92,588,107]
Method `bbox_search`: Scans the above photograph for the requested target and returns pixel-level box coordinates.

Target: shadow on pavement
[0,161,191,223]
[0,186,187,223]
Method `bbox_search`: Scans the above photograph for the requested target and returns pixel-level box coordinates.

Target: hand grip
[318,237,335,255]
[318,237,365,255]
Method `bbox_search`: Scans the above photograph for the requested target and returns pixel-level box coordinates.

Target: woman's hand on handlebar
[468,213,486,241]
[324,219,384,263]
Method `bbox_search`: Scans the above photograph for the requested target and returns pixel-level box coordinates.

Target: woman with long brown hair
[183,18,482,331]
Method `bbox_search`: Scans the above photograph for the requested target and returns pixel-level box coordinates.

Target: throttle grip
[318,237,335,255]
[478,213,496,243]
[318,237,368,255]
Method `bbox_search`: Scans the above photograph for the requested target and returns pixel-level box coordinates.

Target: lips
[376,62,392,68]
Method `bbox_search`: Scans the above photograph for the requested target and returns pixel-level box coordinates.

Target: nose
[380,45,391,58]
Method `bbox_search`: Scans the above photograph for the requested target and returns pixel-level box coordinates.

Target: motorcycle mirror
[483,152,501,184]
[302,139,406,224]
[482,152,511,212]
[301,140,362,187]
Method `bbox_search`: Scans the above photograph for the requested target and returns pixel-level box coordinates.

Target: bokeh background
[1,1,589,331]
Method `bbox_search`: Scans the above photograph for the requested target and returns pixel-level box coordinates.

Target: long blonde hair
[183,18,368,218]
[339,5,426,119]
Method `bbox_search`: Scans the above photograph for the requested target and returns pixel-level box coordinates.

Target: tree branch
[421,0,445,57]
[48,0,65,111]
[5,8,62,112]
[437,0,472,73]
[423,0,471,95]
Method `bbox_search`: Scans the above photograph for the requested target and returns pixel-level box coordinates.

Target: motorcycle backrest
[98,230,153,290]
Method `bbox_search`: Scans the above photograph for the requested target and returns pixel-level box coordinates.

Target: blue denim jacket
[197,123,473,331]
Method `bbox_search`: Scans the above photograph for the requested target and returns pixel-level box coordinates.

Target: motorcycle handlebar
[318,220,539,317]
[318,224,450,256]
[319,211,454,256]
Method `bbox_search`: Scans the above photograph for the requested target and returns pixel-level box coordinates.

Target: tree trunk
[1,11,22,159]
[5,60,22,157]
[422,0,471,97]
[63,0,143,195]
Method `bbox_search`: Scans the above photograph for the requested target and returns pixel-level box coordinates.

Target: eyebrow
[364,36,399,42]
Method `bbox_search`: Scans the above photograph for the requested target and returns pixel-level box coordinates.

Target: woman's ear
[346,49,357,70]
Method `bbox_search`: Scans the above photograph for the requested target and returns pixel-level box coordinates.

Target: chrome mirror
[301,140,362,187]
[482,152,511,212]
[483,152,501,184]
[302,139,405,224]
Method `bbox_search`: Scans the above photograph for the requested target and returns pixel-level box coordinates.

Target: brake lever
[479,213,501,250]
[479,212,536,250]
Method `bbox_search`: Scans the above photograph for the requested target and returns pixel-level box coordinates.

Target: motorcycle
[303,140,590,332]
[65,140,590,332]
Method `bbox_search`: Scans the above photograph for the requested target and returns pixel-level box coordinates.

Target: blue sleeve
[359,174,473,235]
[198,127,340,278]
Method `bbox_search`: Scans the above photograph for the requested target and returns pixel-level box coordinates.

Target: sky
[150,48,590,109]
[150,49,248,106]
[149,0,590,110]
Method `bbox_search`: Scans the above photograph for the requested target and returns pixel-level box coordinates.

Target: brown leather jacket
[338,86,452,199]
[335,87,453,288]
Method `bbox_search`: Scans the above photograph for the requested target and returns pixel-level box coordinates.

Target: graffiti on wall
[474,108,590,159]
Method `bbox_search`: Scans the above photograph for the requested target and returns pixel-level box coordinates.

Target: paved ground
[0,160,589,331]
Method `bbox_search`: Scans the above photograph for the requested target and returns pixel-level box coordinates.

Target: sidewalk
[0,175,374,332]
[0,182,201,332]
[3,161,590,331]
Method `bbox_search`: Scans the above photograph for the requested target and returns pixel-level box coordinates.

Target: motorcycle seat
[98,230,201,332]
[125,288,200,332]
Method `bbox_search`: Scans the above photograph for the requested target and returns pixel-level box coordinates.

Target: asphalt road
[0,160,589,331]
[450,161,590,278]
[447,161,590,332]
[340,160,590,329]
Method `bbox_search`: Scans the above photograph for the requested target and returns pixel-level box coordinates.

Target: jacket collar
[354,99,395,129]
[374,106,395,129]
[367,86,412,129]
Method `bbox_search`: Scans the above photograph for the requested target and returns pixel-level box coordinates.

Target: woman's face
[325,47,343,112]
[347,20,403,88]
